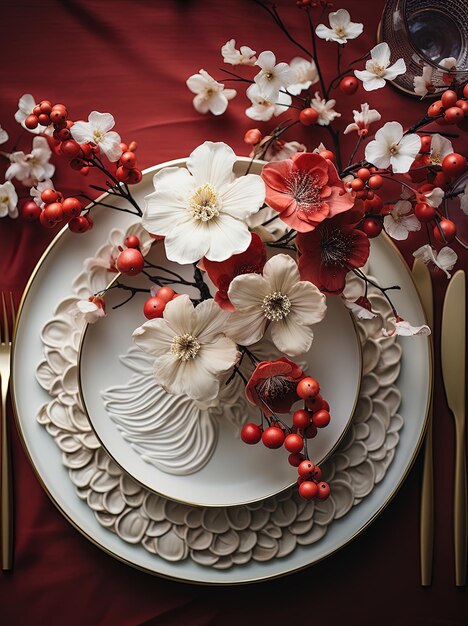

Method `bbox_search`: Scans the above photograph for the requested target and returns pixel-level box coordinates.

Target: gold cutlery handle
[420,409,433,586]
[454,420,467,586]
[1,382,13,571]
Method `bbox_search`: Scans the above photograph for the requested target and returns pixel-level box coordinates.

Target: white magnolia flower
[383,317,431,337]
[429,134,453,166]
[460,183,468,215]
[133,295,239,402]
[187,69,237,116]
[245,83,291,121]
[5,136,55,185]
[0,125,8,144]
[142,141,265,264]
[315,9,363,44]
[14,93,51,135]
[226,254,327,357]
[344,103,381,136]
[354,43,406,91]
[31,178,55,208]
[71,111,122,162]
[0,181,18,219]
[254,51,293,101]
[71,296,107,324]
[221,39,256,65]
[365,121,421,173]
[413,64,435,97]
[413,244,458,278]
[424,187,445,208]
[288,57,318,95]
[383,200,421,240]
[310,91,340,126]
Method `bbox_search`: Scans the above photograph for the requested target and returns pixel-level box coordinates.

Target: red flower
[297,207,370,294]
[261,152,354,233]
[246,357,304,416]
[202,233,266,311]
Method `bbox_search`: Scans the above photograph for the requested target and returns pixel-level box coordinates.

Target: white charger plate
[11,158,431,583]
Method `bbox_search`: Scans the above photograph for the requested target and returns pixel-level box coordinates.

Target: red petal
[262,159,294,192]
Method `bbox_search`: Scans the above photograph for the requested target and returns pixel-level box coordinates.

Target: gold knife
[413,259,434,586]
[441,269,467,586]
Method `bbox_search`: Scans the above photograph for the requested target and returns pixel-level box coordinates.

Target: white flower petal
[204,213,251,262]
[226,308,267,346]
[384,58,406,80]
[288,281,327,325]
[262,254,300,294]
[228,273,268,309]
[198,336,238,375]
[88,111,115,132]
[371,42,391,67]
[271,317,315,356]
[70,121,92,144]
[220,174,265,219]
[187,141,236,188]
[132,320,175,356]
[164,220,210,264]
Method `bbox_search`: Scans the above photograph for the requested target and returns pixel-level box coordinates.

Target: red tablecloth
[0,0,467,624]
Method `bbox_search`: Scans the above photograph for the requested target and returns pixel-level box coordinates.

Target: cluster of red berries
[346,168,385,239]
[426,85,468,126]
[21,186,92,233]
[143,287,181,319]
[116,235,145,275]
[241,376,331,501]
[115,142,142,184]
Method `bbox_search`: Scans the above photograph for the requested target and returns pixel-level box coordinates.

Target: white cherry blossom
[413,244,458,278]
[133,295,239,402]
[71,296,107,324]
[142,141,265,264]
[221,39,256,65]
[459,183,468,215]
[439,57,457,72]
[309,91,340,126]
[315,9,363,44]
[0,181,18,219]
[0,125,8,144]
[14,93,52,135]
[288,57,318,95]
[344,103,381,136]
[424,187,444,208]
[226,254,327,357]
[254,51,294,101]
[186,69,237,116]
[71,111,122,162]
[413,64,435,97]
[383,317,431,337]
[5,136,55,185]
[428,134,453,166]
[354,43,406,91]
[383,200,421,240]
[365,121,420,173]
[245,83,291,121]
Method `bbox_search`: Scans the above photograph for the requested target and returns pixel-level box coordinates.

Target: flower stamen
[262,291,292,321]
[189,183,220,222]
[170,333,201,361]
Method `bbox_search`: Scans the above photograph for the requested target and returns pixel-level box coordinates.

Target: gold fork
[0,292,15,571]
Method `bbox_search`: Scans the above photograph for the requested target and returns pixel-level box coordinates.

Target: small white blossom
[354,43,406,91]
[14,94,51,135]
[186,69,236,116]
[413,244,458,278]
[71,111,122,162]
[344,103,381,136]
[30,179,55,209]
[221,39,256,65]
[0,181,18,219]
[0,125,8,144]
[383,317,431,337]
[254,51,294,101]
[383,200,421,240]
[245,83,291,121]
[429,134,453,166]
[310,91,340,126]
[440,57,457,72]
[413,64,435,97]
[5,136,55,185]
[288,57,318,95]
[71,296,107,324]
[315,9,363,44]
[365,121,420,173]
[424,187,445,208]
[459,183,468,215]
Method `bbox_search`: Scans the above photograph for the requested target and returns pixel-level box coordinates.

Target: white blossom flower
[0,125,8,144]
[459,183,468,215]
[309,91,340,126]
[70,296,107,324]
[142,141,265,264]
[428,134,453,166]
[365,121,421,173]
[133,295,239,402]
[0,181,18,219]
[440,57,457,72]
[383,200,421,240]
[383,316,431,337]
[424,187,445,208]
[344,103,381,136]
[186,69,237,116]
[254,51,294,101]
[354,43,406,91]
[413,64,435,97]
[30,178,55,208]
[221,39,256,65]
[315,9,363,44]
[71,111,122,162]
[287,57,318,95]
[14,94,51,135]
[226,254,327,357]
[5,136,55,185]
[245,83,291,121]
[413,244,458,278]
[263,139,306,162]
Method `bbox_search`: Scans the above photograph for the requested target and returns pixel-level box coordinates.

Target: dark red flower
[202,233,266,311]
[261,152,354,233]
[246,357,304,416]
[296,207,370,294]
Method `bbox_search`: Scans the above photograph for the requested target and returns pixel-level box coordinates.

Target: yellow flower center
[170,333,201,361]
[335,26,346,37]
[262,292,292,321]
[189,183,220,222]
[389,143,399,155]
[93,129,104,144]
[264,71,274,80]
[371,63,386,77]
[430,150,442,165]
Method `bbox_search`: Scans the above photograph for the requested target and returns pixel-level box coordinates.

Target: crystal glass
[445,172,468,249]
[380,0,468,95]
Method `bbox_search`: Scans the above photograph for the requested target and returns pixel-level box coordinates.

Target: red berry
[25,114,39,129]
[357,167,371,181]
[124,235,140,249]
[244,128,262,145]
[339,76,359,95]
[364,194,383,214]
[316,481,331,500]
[441,89,458,108]
[305,394,324,412]
[351,178,365,191]
[288,452,305,467]
[312,409,331,428]
[298,460,315,478]
[299,107,319,126]
[41,188,60,204]
[293,409,311,429]
[284,433,304,454]
[368,174,383,189]
[156,286,176,303]
[43,202,63,223]
[85,215,94,230]
[22,200,41,221]
[419,135,432,152]
[80,143,93,159]
[444,106,464,124]
[455,100,468,116]
[120,142,129,153]
[70,157,85,171]
[312,466,322,481]
[320,150,335,162]
[33,105,42,117]
[116,166,130,182]
[128,141,138,152]
[433,170,452,189]
[116,248,144,275]
[121,151,136,169]
[126,168,142,184]
[414,202,435,222]
[39,210,57,229]
[464,84,468,99]
[50,108,67,124]
[296,377,320,399]
[56,127,72,141]
[38,113,50,126]
[80,166,90,176]
[361,217,382,238]
[434,218,457,244]
[68,216,90,233]
[39,100,52,115]
[261,426,285,449]
[143,296,166,319]
[321,399,330,412]
[62,197,82,218]
[442,153,466,177]
[304,424,318,439]
[427,100,444,117]
[299,480,318,500]
[60,140,81,159]
[241,423,262,445]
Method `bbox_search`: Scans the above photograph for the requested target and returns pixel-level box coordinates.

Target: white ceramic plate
[12,159,431,583]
